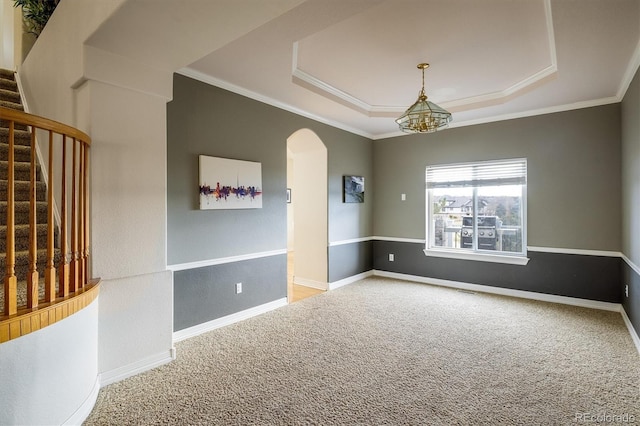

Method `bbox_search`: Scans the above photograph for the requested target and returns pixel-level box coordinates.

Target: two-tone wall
[169,68,638,341]
[167,74,372,335]
[622,65,640,333]
[372,104,622,303]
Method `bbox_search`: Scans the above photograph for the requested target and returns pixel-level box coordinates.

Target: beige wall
[289,129,328,288]
[14,2,320,411]
[0,1,22,70]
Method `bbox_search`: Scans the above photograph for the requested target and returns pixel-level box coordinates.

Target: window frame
[424,158,529,266]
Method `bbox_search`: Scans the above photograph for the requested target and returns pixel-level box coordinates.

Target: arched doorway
[287,129,328,302]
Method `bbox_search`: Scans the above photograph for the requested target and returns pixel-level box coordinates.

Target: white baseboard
[293,277,327,290]
[621,307,640,355]
[99,348,176,387]
[373,270,622,312]
[63,375,101,425]
[173,298,288,343]
[329,271,374,291]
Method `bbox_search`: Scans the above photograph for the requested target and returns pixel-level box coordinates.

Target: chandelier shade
[396,63,452,133]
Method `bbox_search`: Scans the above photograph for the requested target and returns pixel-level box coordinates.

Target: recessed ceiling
[182,0,640,139]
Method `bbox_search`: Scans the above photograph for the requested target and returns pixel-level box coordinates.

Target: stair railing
[0,106,99,343]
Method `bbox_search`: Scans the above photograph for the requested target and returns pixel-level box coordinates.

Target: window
[425,158,528,265]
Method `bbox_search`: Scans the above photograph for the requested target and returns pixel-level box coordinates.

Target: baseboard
[99,348,177,387]
[373,270,622,312]
[63,375,101,425]
[329,271,374,290]
[173,298,288,343]
[293,277,327,290]
[621,306,640,355]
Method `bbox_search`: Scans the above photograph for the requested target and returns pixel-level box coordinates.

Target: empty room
[0,0,638,424]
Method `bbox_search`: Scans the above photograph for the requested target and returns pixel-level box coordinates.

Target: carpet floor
[84,277,640,425]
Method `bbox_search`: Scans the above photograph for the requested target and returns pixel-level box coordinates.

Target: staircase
[0,68,59,310]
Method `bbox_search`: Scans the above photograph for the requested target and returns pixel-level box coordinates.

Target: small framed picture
[286,188,291,203]
[343,175,364,203]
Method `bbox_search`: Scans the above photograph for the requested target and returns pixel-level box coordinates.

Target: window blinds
[426,158,527,189]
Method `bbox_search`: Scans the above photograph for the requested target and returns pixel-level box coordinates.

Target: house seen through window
[426,158,527,259]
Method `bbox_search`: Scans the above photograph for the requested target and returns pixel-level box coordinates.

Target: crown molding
[176,67,375,139]
[291,0,557,118]
[618,37,640,100]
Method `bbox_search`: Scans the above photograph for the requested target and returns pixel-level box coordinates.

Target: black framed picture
[343,175,364,203]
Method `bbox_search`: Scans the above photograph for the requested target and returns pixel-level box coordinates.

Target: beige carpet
[85,277,640,425]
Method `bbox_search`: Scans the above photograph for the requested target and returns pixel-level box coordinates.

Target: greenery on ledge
[13,0,60,37]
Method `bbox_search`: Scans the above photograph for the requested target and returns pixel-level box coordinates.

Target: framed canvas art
[199,155,263,209]
[343,175,364,203]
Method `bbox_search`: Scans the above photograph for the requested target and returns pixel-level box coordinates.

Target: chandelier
[395,63,452,133]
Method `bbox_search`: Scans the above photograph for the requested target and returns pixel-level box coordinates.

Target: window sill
[423,248,530,265]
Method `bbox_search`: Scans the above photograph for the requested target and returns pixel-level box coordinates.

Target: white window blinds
[426,158,527,189]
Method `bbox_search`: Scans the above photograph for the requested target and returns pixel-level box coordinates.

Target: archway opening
[287,129,328,302]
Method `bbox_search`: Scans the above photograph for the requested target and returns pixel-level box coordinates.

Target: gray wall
[372,104,622,303]
[374,241,620,302]
[168,70,637,330]
[328,241,373,283]
[168,74,372,264]
[373,105,622,251]
[167,74,373,330]
[621,65,640,332]
[174,255,286,331]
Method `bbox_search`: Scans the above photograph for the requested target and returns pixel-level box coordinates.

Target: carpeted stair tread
[0,128,32,146]
[0,180,46,201]
[0,201,49,226]
[0,77,18,92]
[0,89,21,104]
[0,143,33,162]
[0,121,29,132]
[0,279,62,315]
[0,99,23,111]
[0,248,57,262]
[0,248,62,284]
[0,160,42,182]
[0,69,15,81]
[0,223,48,252]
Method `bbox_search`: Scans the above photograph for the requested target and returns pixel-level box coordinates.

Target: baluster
[78,143,85,288]
[83,144,89,284]
[69,138,78,293]
[44,130,56,302]
[58,135,69,297]
[27,129,38,308]
[4,120,17,316]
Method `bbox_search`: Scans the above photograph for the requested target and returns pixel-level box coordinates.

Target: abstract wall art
[343,175,364,203]
[199,155,263,209]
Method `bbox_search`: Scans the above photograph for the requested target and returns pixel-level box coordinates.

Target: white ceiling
[179,0,640,139]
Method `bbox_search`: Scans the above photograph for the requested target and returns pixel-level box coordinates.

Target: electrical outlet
[625,284,629,298]
[235,282,242,294]
[389,253,395,262]
[401,193,406,201]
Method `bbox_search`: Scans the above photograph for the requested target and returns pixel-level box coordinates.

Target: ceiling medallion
[395,63,452,133]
